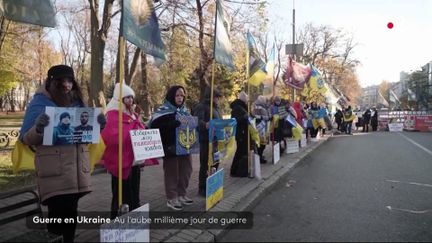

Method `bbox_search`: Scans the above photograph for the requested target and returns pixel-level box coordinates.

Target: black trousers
[111,165,141,219]
[46,194,80,243]
[257,144,266,160]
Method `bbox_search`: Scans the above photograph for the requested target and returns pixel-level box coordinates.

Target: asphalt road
[220,131,432,242]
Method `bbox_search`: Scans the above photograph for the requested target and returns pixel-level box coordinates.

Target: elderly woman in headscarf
[253,95,270,164]
[148,85,194,211]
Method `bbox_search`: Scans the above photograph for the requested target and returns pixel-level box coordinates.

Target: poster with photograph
[43,107,101,145]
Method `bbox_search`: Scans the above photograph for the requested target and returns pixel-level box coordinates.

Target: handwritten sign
[130,129,164,162]
[100,204,150,242]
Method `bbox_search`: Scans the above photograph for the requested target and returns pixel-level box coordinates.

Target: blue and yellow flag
[208,119,237,164]
[12,137,106,174]
[247,32,267,86]
[122,0,166,63]
[214,0,235,71]
[300,64,327,104]
[0,0,56,27]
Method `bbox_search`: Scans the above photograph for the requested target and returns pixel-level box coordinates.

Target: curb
[164,135,331,242]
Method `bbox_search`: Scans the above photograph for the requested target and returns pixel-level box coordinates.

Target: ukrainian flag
[247,32,267,86]
[12,137,106,173]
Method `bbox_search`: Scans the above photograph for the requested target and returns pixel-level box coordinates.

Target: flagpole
[271,53,276,164]
[246,32,252,177]
[118,3,125,211]
[208,61,215,176]
[208,0,219,177]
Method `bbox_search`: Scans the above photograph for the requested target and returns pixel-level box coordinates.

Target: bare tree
[88,0,115,106]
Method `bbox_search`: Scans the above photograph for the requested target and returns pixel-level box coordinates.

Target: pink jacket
[101,110,157,179]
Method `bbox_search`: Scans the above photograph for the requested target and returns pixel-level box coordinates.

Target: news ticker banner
[26,211,253,230]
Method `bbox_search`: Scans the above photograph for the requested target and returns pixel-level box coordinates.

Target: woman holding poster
[19,65,106,242]
[102,83,156,218]
[149,85,193,211]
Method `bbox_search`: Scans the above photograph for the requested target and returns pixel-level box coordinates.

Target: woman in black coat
[371,108,378,131]
[230,91,250,177]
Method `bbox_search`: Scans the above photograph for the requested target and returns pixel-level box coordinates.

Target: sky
[267,0,432,87]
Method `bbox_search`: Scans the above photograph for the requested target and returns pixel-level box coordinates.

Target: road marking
[397,132,432,156]
[386,179,432,188]
[386,206,431,214]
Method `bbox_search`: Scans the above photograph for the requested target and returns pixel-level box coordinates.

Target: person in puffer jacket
[20,65,106,242]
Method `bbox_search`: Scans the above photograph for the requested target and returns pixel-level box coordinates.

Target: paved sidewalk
[0,135,331,242]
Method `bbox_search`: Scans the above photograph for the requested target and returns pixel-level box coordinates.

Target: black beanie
[59,112,71,121]
[48,65,75,81]
[46,65,75,89]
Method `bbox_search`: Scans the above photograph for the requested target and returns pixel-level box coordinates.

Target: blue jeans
[346,122,352,134]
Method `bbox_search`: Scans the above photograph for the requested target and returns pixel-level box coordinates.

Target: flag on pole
[0,0,56,27]
[247,32,266,86]
[122,0,166,63]
[263,44,276,96]
[214,0,235,71]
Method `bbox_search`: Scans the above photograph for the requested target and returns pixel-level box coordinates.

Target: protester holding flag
[192,87,222,197]
[342,106,356,135]
[19,65,106,242]
[102,83,156,218]
[308,102,320,140]
[230,91,250,177]
[253,95,270,164]
[149,86,194,211]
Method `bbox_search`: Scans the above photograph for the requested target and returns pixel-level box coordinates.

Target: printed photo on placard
[43,107,101,145]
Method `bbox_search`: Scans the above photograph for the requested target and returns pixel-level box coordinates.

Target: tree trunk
[195,0,211,101]
[0,16,10,54]
[89,0,114,107]
[140,51,152,118]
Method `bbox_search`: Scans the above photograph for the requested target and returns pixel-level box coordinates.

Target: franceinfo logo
[27,212,253,229]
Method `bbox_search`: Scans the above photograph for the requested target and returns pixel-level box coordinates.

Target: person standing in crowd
[192,87,222,197]
[19,65,106,242]
[371,107,378,131]
[292,101,305,128]
[270,96,290,150]
[308,102,320,140]
[149,85,193,211]
[317,103,329,135]
[230,91,250,177]
[334,109,343,131]
[343,106,356,135]
[102,83,155,218]
[362,108,371,132]
[252,95,269,164]
[52,111,74,145]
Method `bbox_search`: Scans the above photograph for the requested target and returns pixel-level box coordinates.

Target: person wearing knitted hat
[253,95,270,164]
[19,64,106,242]
[230,91,250,177]
[52,111,74,145]
[102,82,157,218]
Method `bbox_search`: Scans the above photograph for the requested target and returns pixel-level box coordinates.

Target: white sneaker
[179,196,194,205]
[167,198,183,211]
